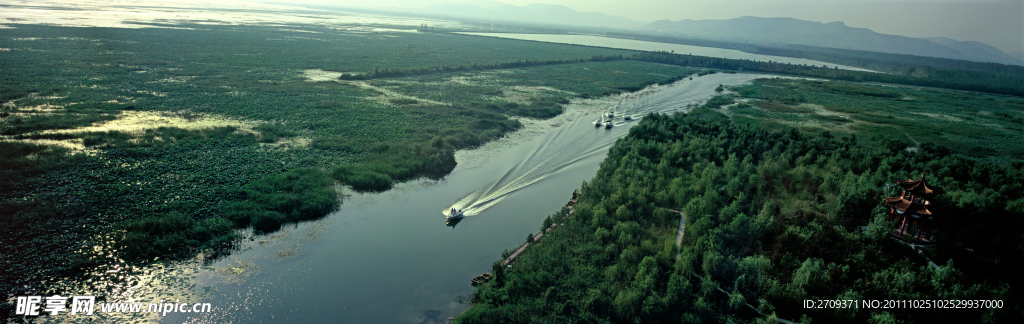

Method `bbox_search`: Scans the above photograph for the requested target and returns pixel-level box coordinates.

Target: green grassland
[720,78,1024,160]
[378,60,693,108]
[0,23,700,304]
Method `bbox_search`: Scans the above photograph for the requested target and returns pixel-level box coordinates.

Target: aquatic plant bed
[0,21,697,311]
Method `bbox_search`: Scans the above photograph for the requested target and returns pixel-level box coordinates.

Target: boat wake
[442,113,620,217]
[442,74,760,218]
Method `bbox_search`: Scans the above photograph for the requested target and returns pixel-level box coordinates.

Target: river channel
[459,33,876,73]
[157,72,769,324]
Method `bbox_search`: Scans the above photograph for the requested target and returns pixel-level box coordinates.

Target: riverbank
[457,105,1023,323]
[154,73,768,323]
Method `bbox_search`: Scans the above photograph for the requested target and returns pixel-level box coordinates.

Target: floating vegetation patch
[302,69,345,82]
[214,258,261,284]
[261,136,312,149]
[2,110,286,152]
[37,111,261,135]
[491,85,573,104]
[911,112,966,123]
[152,76,196,83]
[2,137,88,151]
[7,103,65,112]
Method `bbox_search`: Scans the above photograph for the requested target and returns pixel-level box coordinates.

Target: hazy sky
[325,0,1023,53]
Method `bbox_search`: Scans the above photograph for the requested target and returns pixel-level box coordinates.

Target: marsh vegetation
[2,12,1022,323]
[0,22,697,308]
[719,79,1024,160]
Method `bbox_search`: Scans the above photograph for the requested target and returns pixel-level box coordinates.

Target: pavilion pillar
[885,175,943,242]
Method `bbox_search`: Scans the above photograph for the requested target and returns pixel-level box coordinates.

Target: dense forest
[773,44,1024,76]
[458,111,1022,323]
[338,54,627,80]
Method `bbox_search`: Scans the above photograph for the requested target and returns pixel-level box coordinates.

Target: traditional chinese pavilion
[884,174,944,241]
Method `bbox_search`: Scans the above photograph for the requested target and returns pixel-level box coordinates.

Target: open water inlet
[165,73,768,324]
[443,74,756,218]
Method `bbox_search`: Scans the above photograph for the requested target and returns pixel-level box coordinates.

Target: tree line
[338,55,626,80]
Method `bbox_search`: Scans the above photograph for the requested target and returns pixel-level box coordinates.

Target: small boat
[594,119,602,127]
[448,209,465,219]
[471,272,493,286]
[623,115,633,121]
[605,111,615,118]
[605,122,613,129]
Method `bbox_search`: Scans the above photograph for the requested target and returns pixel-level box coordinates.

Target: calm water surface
[167,73,768,324]
[459,33,876,73]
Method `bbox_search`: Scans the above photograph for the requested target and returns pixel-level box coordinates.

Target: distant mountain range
[371,2,1020,66]
[646,16,1021,65]
[384,0,644,30]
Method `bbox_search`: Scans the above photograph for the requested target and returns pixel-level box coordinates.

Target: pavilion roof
[897,173,945,196]
[885,197,934,216]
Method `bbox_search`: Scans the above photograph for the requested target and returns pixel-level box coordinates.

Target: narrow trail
[905,133,921,152]
[859,226,940,270]
[889,236,940,270]
[661,207,800,324]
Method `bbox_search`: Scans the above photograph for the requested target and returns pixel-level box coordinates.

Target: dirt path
[661,206,801,324]
[905,133,921,152]
[654,207,686,259]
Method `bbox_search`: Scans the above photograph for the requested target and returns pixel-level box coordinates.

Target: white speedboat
[448,209,465,219]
